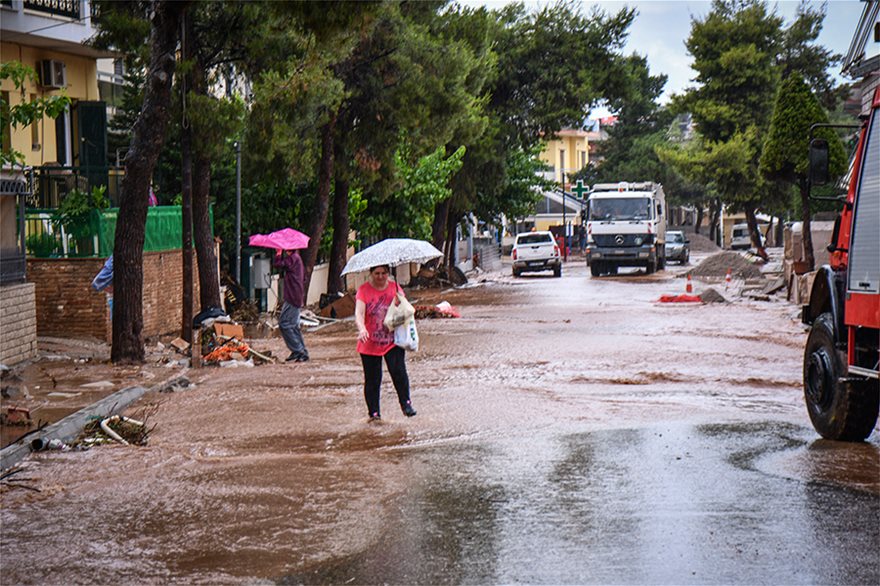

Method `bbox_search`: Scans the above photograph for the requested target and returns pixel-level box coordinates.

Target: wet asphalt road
[1,257,878,585]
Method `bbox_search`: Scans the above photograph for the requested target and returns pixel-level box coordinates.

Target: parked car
[665,230,690,264]
[511,231,561,277]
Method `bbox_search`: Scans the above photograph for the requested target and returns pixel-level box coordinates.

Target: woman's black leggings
[360,346,410,417]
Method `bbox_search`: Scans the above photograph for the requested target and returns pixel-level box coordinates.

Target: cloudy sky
[474,0,866,111]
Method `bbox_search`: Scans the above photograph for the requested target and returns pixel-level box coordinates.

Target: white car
[511,231,562,277]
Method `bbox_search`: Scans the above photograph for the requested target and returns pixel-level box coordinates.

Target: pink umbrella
[248,228,310,251]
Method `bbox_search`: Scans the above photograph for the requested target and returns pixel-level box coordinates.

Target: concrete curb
[0,384,147,471]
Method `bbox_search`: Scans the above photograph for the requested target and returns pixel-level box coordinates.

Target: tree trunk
[744,206,768,261]
[444,211,458,269]
[181,118,194,342]
[193,154,220,309]
[112,1,186,365]
[775,216,784,249]
[708,199,718,244]
[799,179,815,271]
[302,114,337,298]
[694,205,704,235]
[431,198,450,254]
[327,167,349,296]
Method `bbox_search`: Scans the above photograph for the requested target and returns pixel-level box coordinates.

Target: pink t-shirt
[356,281,404,356]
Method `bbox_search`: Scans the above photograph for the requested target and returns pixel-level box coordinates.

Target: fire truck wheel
[804,313,879,441]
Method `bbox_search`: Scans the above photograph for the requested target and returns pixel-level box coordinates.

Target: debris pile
[414,301,461,319]
[689,251,764,280]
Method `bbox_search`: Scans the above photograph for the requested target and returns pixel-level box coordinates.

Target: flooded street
[1,258,878,584]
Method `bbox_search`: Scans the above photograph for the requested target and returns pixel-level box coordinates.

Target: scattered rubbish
[193,306,229,328]
[203,337,250,363]
[214,322,245,340]
[762,276,786,295]
[47,391,81,398]
[319,293,355,319]
[1,385,30,400]
[45,438,71,451]
[170,337,191,353]
[414,301,461,318]
[157,376,191,393]
[220,358,255,368]
[156,341,165,351]
[1,406,32,426]
[78,407,155,447]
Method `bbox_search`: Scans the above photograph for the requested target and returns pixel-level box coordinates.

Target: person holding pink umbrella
[249,228,312,363]
[274,248,309,362]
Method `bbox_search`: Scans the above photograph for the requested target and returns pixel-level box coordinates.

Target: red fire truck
[802,87,880,441]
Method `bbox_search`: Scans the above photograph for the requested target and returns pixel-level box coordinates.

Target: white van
[730,223,764,250]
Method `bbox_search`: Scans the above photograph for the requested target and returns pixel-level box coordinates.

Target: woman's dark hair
[369,265,391,273]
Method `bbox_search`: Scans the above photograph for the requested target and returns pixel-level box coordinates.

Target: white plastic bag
[384,291,414,330]
[394,316,419,351]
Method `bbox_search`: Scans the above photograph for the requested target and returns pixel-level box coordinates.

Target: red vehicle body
[802,87,880,441]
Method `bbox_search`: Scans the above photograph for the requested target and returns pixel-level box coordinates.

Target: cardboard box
[214,323,245,339]
[319,293,355,319]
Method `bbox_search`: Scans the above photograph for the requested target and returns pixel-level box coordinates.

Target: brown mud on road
[1,260,876,584]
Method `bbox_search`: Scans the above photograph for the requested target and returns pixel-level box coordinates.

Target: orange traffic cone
[686,273,693,294]
[725,268,732,290]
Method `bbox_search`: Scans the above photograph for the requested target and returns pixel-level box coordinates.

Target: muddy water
[1,260,877,584]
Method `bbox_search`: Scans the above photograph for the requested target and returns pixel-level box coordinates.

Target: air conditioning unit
[39,60,67,89]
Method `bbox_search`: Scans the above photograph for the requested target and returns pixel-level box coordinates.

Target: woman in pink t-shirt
[355,265,417,421]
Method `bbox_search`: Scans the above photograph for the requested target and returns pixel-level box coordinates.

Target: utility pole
[562,171,567,261]
[234,140,242,283]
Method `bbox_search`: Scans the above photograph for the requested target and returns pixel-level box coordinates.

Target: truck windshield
[589,197,651,221]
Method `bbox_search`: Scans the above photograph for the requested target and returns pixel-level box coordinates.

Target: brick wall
[0,283,38,365]
[27,251,201,342]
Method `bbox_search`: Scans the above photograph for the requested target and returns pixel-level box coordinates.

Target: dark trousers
[360,346,410,417]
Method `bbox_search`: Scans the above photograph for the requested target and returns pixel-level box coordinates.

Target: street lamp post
[234,141,242,284]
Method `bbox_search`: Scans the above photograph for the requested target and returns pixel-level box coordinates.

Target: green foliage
[0,62,71,166]
[52,186,110,241]
[358,144,465,239]
[760,73,847,183]
[25,232,61,258]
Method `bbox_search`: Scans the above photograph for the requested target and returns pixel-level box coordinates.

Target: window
[580,151,586,169]
[847,112,879,293]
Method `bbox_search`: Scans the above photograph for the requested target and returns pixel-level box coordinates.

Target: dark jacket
[274,252,305,307]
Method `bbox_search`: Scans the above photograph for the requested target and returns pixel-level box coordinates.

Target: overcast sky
[472,0,866,115]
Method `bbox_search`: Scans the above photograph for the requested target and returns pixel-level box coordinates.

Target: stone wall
[0,282,38,365]
[27,251,201,342]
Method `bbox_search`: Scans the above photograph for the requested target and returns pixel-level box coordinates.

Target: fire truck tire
[804,313,879,441]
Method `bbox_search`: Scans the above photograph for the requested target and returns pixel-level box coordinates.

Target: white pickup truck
[511,231,562,277]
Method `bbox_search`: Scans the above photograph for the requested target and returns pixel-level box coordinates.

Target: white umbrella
[341,238,443,275]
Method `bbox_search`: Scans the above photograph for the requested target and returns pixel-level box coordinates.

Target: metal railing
[28,165,124,209]
[22,0,80,19]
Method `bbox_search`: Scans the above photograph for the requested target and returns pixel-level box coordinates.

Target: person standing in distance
[355,265,417,421]
[274,249,309,362]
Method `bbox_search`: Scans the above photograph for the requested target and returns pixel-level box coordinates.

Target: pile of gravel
[689,250,764,280]
[684,231,720,253]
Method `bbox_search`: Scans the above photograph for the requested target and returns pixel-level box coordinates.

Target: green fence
[24,206,214,258]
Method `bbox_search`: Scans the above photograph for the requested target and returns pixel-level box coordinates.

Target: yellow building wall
[1,42,99,167]
[539,133,589,183]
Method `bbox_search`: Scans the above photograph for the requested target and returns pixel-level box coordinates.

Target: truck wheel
[512,268,520,277]
[804,313,879,441]
[590,263,601,277]
[608,264,618,275]
[554,266,562,278]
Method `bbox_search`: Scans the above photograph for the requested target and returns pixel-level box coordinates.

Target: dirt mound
[690,250,763,280]
[699,287,729,303]
[685,231,720,252]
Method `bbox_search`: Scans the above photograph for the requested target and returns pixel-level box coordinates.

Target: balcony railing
[29,165,124,209]
[22,0,81,19]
